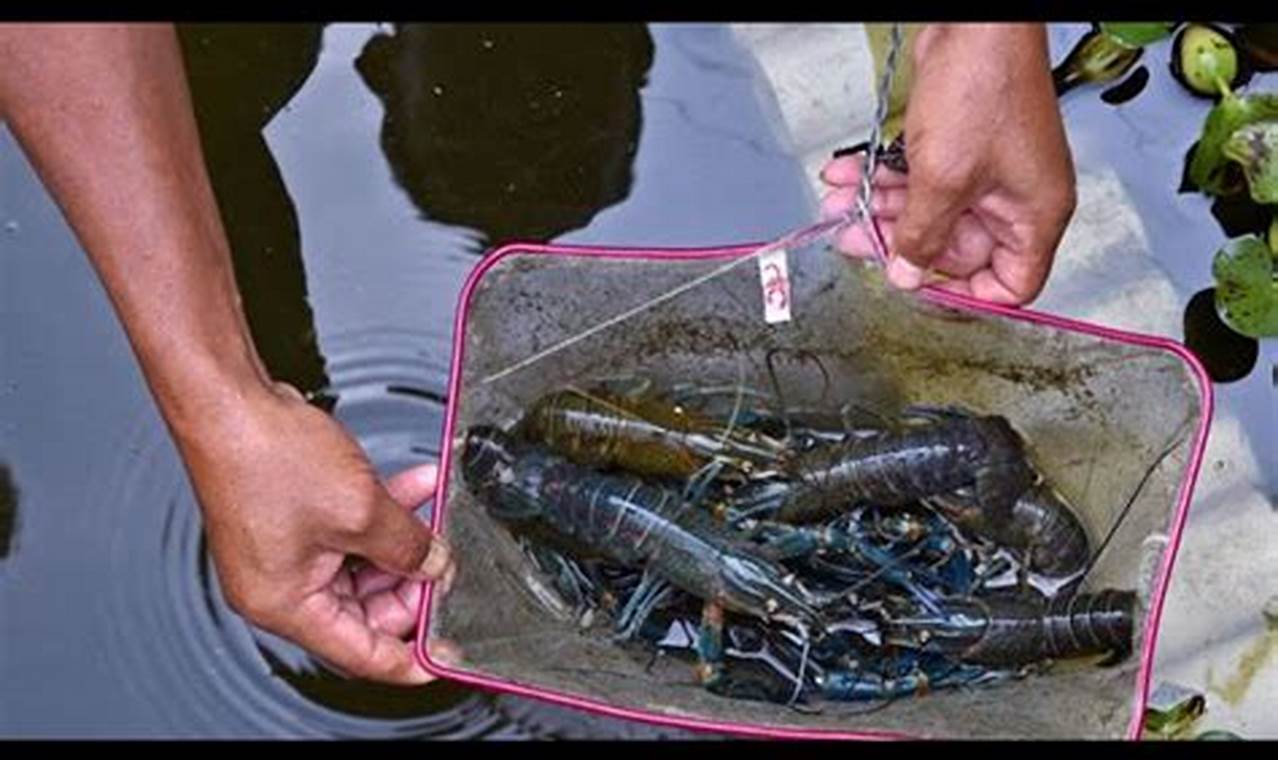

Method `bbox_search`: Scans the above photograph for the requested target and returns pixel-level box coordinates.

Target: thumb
[892,173,971,276]
[346,487,452,582]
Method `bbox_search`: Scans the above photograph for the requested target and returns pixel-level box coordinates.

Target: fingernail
[412,462,439,487]
[887,256,926,290]
[417,538,451,580]
[430,641,463,667]
[437,563,457,599]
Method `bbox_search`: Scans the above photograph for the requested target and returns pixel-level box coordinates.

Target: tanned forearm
[1,24,457,684]
[0,24,272,448]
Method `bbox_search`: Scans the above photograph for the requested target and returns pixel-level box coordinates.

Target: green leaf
[1175,24,1239,97]
[1100,22,1176,47]
[1270,214,1278,257]
[1189,93,1278,196]
[1144,701,1205,738]
[1213,235,1278,338]
[1222,120,1278,203]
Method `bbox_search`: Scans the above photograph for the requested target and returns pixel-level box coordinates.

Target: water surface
[0,23,809,738]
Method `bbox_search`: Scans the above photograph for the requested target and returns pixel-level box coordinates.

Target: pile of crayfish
[460,378,1137,709]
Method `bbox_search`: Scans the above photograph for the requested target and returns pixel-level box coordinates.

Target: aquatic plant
[1222,121,1278,203]
[1053,24,1174,98]
[1212,235,1278,338]
[1187,90,1278,197]
[1171,24,1251,100]
[1099,23,1177,48]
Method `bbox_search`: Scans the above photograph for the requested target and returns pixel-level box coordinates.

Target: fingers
[837,218,895,260]
[352,561,403,597]
[821,183,907,222]
[331,462,452,583]
[349,567,444,639]
[820,186,856,221]
[885,254,929,290]
[383,462,438,508]
[338,485,452,583]
[967,269,1023,305]
[823,151,1045,302]
[978,245,1053,305]
[361,579,425,638]
[437,561,457,599]
[288,592,441,685]
[426,639,464,670]
[929,215,996,279]
[300,594,463,685]
[821,155,908,188]
[988,197,1069,305]
[892,169,972,275]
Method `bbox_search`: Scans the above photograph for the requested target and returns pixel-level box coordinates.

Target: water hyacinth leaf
[1143,696,1205,738]
[1053,29,1143,96]
[1172,24,1243,99]
[1144,680,1206,738]
[1100,22,1176,48]
[1100,66,1150,105]
[1222,120,1278,203]
[1189,93,1278,195]
[1212,235,1278,337]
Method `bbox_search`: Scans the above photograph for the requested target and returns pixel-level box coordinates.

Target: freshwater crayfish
[461,425,828,690]
[731,406,1037,525]
[459,379,1142,709]
[517,384,786,487]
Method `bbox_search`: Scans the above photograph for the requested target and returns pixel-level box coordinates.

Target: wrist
[151,342,281,454]
[917,23,1048,65]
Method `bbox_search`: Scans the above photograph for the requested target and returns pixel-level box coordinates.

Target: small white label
[757,247,792,324]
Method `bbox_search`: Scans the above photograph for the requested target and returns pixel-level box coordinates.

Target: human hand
[0,24,451,684]
[821,23,1076,305]
[182,382,459,685]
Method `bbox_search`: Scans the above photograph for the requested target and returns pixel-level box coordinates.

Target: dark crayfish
[460,425,828,688]
[813,651,1004,703]
[884,588,1138,668]
[928,478,1092,585]
[630,605,1006,705]
[732,406,1036,525]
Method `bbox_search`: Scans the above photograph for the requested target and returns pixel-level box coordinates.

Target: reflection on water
[1099,65,1149,105]
[178,24,329,399]
[1183,288,1260,383]
[0,461,17,559]
[176,23,656,402]
[82,328,521,737]
[356,24,654,244]
[1208,193,1275,240]
[1,22,804,738]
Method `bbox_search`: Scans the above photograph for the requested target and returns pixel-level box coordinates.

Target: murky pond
[1,22,1275,739]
